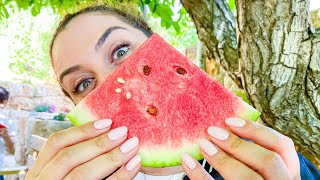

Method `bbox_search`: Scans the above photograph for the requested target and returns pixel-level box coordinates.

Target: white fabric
[134,172,185,180]
[0,138,5,168]
[0,115,16,168]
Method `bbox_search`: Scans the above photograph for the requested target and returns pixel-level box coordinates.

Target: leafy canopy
[0,0,235,82]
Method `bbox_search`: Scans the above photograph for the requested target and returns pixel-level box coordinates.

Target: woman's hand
[181,117,300,180]
[25,119,141,180]
[0,128,9,138]
[0,127,15,154]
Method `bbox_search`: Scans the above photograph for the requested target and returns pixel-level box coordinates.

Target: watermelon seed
[126,92,132,100]
[143,65,151,75]
[147,107,158,115]
[115,88,122,93]
[117,77,126,84]
[176,67,187,75]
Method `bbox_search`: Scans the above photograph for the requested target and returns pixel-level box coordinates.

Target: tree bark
[181,0,320,165]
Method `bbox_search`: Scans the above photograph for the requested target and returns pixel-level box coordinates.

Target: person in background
[0,86,14,180]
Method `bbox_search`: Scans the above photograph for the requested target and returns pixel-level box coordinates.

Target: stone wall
[1,109,73,166]
[0,81,74,168]
[0,81,74,113]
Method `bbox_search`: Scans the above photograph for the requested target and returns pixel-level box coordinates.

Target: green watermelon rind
[66,104,93,126]
[236,101,261,122]
[139,143,203,167]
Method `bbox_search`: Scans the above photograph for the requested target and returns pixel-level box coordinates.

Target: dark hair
[50,5,153,66]
[0,86,9,103]
[50,5,153,99]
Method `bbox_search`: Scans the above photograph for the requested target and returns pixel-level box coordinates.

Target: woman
[25,5,319,180]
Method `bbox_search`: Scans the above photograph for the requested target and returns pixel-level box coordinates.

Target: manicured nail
[225,117,246,127]
[126,155,141,171]
[181,153,196,170]
[199,139,218,156]
[207,126,229,140]
[108,126,128,140]
[120,137,139,153]
[93,119,112,130]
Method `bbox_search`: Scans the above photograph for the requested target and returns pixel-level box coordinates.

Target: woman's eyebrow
[59,65,82,83]
[95,26,127,51]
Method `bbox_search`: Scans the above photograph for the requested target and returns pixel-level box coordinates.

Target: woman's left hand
[181,117,300,180]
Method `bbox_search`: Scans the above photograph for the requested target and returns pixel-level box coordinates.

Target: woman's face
[52,13,149,104]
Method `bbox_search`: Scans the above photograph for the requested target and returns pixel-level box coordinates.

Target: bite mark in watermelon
[67,33,261,168]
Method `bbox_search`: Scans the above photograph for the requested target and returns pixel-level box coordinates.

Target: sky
[310,0,320,11]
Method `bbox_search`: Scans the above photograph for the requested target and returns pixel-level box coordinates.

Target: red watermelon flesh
[67,33,260,167]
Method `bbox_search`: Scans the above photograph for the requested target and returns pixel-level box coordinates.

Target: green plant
[53,113,66,121]
[34,104,56,113]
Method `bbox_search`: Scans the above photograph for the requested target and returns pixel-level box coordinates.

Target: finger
[106,155,141,180]
[199,139,263,180]
[225,117,299,176]
[63,137,139,180]
[27,119,112,178]
[206,125,291,179]
[39,126,128,180]
[181,153,214,180]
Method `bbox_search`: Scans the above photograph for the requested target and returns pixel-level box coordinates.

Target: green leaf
[227,0,236,12]
[139,0,145,11]
[152,1,158,12]
[2,6,9,18]
[172,22,180,33]
[4,0,10,5]
[31,6,38,16]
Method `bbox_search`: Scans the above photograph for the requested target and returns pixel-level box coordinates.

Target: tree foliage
[0,0,236,82]
[0,0,199,82]
[0,7,58,83]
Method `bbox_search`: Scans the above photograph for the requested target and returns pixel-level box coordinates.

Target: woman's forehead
[54,14,133,50]
[52,14,133,71]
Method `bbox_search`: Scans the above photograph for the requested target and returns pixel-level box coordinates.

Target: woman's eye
[77,79,93,93]
[112,46,129,61]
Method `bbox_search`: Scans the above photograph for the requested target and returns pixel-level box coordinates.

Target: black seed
[147,107,157,115]
[176,67,186,75]
[143,65,151,75]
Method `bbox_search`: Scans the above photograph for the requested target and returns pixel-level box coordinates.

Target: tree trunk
[181,0,320,166]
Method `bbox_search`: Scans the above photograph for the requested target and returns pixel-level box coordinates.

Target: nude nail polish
[107,126,128,140]
[126,155,141,171]
[199,139,218,156]
[181,153,196,170]
[93,119,112,130]
[120,137,139,153]
[207,126,229,140]
[225,117,246,127]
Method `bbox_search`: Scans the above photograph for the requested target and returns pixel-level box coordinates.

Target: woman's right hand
[25,119,141,180]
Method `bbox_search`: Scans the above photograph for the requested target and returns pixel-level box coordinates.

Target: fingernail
[225,117,246,127]
[207,126,229,140]
[126,155,141,171]
[181,153,196,170]
[120,137,139,153]
[108,126,128,140]
[93,119,112,130]
[199,139,218,156]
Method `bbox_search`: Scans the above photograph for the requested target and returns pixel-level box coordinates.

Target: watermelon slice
[67,33,260,168]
